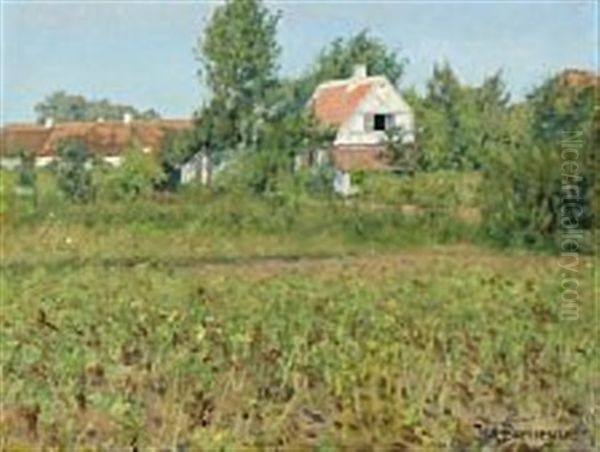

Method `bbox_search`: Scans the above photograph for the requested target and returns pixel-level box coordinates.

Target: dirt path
[0,244,565,278]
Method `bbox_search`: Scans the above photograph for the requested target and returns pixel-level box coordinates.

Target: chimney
[353,64,368,79]
[44,117,54,129]
[123,112,133,124]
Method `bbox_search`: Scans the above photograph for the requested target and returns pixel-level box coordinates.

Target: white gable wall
[180,152,211,185]
[334,78,415,146]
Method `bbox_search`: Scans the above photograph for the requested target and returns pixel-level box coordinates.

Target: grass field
[0,172,597,450]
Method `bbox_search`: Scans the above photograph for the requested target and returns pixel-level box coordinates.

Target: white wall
[0,158,21,170]
[35,156,55,167]
[180,152,211,185]
[103,156,123,167]
[335,77,415,146]
[333,170,353,196]
[2,156,124,169]
[180,162,197,184]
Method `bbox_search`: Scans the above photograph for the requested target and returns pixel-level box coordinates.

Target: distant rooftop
[0,118,192,157]
[310,65,388,127]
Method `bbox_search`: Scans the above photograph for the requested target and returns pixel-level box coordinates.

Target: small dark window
[374,114,387,131]
[373,114,395,131]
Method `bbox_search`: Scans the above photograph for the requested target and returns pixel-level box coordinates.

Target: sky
[1,0,597,124]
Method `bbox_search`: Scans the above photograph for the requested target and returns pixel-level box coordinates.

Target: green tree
[55,139,94,203]
[482,72,597,249]
[312,30,406,86]
[216,111,334,196]
[472,71,511,166]
[283,30,408,112]
[34,91,161,123]
[527,72,597,232]
[413,63,510,171]
[420,62,472,169]
[196,0,281,153]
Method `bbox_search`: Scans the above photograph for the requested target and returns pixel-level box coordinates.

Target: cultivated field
[1,208,597,450]
[1,171,597,449]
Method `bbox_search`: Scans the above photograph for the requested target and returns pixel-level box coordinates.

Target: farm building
[0,115,192,169]
[309,64,415,195]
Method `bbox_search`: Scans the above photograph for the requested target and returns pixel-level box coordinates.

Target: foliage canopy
[35,91,160,123]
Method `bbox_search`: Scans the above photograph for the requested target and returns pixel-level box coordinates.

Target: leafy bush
[55,138,95,203]
[97,146,165,201]
[10,148,39,212]
[15,148,37,193]
[385,126,419,171]
[215,148,294,195]
[304,165,335,196]
[159,128,200,190]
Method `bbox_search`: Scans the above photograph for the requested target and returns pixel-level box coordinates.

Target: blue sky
[1,0,597,123]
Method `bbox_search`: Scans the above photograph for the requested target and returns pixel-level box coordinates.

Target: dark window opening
[373,114,394,131]
[374,114,387,131]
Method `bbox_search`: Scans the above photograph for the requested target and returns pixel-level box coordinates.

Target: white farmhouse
[309,64,415,195]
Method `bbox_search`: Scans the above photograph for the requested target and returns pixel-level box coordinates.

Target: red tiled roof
[330,145,390,172]
[42,122,96,156]
[311,79,377,127]
[0,126,52,157]
[559,69,599,88]
[0,120,192,157]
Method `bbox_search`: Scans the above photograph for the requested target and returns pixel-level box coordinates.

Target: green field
[0,173,597,450]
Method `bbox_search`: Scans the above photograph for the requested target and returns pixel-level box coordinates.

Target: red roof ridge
[313,75,385,95]
[311,76,384,127]
[1,123,47,130]
[558,68,599,88]
[2,118,192,128]
[1,118,193,157]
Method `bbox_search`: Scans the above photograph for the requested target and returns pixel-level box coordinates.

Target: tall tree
[414,63,510,170]
[284,30,408,113]
[482,70,597,248]
[312,29,406,87]
[417,62,468,169]
[473,70,511,165]
[195,0,281,153]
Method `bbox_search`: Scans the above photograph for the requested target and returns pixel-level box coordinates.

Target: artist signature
[473,420,579,444]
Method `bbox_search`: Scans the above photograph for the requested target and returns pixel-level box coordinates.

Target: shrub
[159,128,200,190]
[16,148,37,192]
[55,139,95,203]
[13,148,38,210]
[215,148,294,195]
[97,146,165,201]
[304,164,335,196]
[385,126,419,172]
